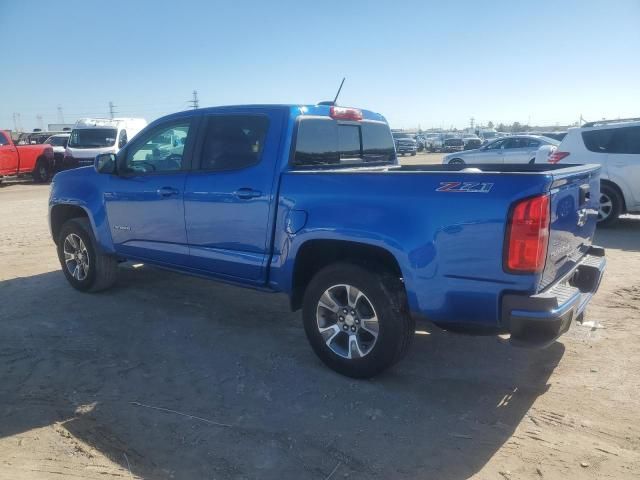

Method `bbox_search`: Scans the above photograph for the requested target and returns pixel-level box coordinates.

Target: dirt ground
[1,159,639,479]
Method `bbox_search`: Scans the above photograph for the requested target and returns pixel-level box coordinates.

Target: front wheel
[57,218,118,292]
[302,263,414,378]
[448,158,465,165]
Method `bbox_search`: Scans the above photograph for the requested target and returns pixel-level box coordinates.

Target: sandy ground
[0,159,638,479]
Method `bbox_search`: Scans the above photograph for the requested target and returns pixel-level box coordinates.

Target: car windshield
[445,139,464,146]
[392,133,411,139]
[68,128,117,148]
[46,136,69,147]
[482,132,497,139]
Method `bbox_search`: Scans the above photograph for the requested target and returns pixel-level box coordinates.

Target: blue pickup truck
[49,104,606,378]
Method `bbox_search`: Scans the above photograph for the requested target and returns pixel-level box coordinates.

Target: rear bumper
[502,245,606,347]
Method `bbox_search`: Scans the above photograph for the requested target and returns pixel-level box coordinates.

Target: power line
[189,90,199,109]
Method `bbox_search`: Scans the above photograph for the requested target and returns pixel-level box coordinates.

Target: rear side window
[293,118,395,167]
[582,126,640,154]
[199,115,269,171]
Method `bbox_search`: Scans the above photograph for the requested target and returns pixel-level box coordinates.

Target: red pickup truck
[0,130,54,183]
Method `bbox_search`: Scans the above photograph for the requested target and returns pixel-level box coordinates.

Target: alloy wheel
[63,233,90,281]
[316,284,379,359]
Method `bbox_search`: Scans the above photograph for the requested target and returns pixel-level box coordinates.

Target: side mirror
[95,153,116,174]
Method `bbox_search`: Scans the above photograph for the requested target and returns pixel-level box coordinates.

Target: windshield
[392,133,411,139]
[46,136,69,147]
[482,131,497,139]
[445,139,464,146]
[68,128,117,148]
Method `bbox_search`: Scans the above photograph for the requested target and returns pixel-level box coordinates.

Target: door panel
[184,109,285,282]
[104,119,195,265]
[105,173,189,264]
[0,133,18,175]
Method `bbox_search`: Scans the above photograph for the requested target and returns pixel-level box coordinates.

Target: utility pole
[36,115,44,131]
[109,101,116,119]
[12,113,23,132]
[189,90,199,109]
[57,105,65,123]
[470,117,475,131]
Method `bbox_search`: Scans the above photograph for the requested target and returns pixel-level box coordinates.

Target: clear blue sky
[1,0,638,131]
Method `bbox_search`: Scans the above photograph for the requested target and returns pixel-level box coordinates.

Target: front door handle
[157,186,179,197]
[233,188,262,199]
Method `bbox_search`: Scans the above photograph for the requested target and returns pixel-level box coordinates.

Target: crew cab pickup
[1,130,54,183]
[48,104,606,378]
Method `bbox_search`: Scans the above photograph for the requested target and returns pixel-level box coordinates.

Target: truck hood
[52,165,96,182]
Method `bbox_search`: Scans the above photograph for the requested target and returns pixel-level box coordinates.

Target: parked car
[546,118,640,226]
[442,138,465,153]
[463,137,483,150]
[64,117,147,168]
[414,134,427,152]
[425,134,443,152]
[49,104,606,378]
[0,130,54,183]
[392,132,417,156]
[44,133,70,171]
[443,135,559,165]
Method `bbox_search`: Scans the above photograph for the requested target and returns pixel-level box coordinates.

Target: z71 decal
[436,181,494,193]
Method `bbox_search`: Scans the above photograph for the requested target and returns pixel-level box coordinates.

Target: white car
[442,135,559,165]
[547,118,640,225]
[44,133,70,170]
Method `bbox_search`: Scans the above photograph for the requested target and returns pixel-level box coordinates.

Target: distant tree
[497,123,506,132]
[487,121,494,129]
[512,121,523,132]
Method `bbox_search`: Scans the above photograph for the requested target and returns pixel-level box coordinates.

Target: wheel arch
[50,203,93,245]
[289,239,405,312]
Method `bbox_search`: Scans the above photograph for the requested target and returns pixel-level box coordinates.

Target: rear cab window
[293,117,395,167]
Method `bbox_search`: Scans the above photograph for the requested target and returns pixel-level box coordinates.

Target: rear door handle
[157,186,179,197]
[233,188,262,199]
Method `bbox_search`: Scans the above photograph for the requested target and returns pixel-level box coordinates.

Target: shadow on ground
[0,265,564,479]
[594,215,640,253]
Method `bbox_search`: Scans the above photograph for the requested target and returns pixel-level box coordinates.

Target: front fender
[49,171,115,254]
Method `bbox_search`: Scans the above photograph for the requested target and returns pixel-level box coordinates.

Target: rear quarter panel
[271,170,554,327]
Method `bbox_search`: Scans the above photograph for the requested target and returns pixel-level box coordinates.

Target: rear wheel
[598,184,622,227]
[57,218,118,292]
[302,263,414,378]
[32,159,50,183]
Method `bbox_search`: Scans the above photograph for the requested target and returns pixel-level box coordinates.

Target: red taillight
[330,106,363,121]
[548,151,570,163]
[505,195,550,273]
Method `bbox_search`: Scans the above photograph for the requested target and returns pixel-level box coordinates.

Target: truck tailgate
[539,164,601,291]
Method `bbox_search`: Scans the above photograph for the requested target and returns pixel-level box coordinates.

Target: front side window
[200,115,269,171]
[68,128,118,148]
[46,136,69,147]
[125,122,190,174]
[527,139,541,148]
[486,139,504,150]
[0,132,9,146]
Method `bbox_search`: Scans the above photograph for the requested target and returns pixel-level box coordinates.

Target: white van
[65,117,147,167]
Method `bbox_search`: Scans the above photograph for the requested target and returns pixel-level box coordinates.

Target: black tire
[411,152,416,156]
[57,218,118,292]
[598,184,623,227]
[302,263,414,378]
[32,159,50,183]
[448,158,464,165]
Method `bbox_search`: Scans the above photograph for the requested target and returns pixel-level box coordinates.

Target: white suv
[548,118,640,226]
